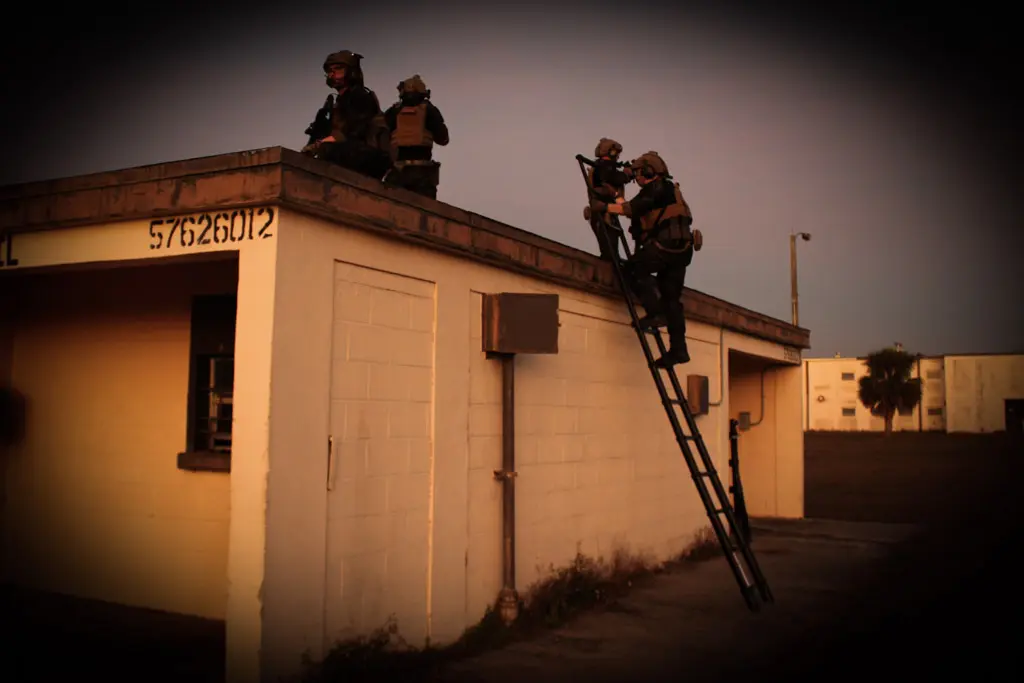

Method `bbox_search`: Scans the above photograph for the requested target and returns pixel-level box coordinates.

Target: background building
[802,353,1024,433]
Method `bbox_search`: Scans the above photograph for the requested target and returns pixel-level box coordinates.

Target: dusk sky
[4,2,1020,358]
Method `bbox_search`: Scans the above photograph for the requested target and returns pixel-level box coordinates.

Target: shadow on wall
[0,384,26,450]
[0,384,26,514]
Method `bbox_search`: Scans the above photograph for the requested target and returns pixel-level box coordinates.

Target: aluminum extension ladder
[576,154,774,611]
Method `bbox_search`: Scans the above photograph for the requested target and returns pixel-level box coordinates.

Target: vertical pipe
[496,353,519,624]
[804,359,811,431]
[790,234,799,327]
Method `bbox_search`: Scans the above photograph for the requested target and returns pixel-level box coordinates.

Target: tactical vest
[330,97,347,140]
[331,89,389,149]
[639,182,693,234]
[587,166,623,200]
[391,103,434,158]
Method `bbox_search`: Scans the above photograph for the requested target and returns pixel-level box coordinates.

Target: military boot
[635,312,667,330]
[654,343,690,368]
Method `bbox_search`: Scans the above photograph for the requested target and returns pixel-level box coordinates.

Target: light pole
[790,232,811,327]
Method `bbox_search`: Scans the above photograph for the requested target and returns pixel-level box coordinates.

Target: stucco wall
[801,356,1024,433]
[804,358,933,432]
[0,259,237,619]
[945,355,1024,433]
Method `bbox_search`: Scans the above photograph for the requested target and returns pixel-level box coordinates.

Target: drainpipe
[748,367,769,428]
[708,328,726,408]
[493,353,519,624]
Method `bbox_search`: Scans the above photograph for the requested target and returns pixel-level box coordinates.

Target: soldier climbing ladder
[576,154,774,612]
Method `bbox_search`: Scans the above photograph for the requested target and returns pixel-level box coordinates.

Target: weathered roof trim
[0,147,810,349]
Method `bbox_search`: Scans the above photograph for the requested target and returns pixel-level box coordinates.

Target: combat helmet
[595,138,623,158]
[323,50,363,71]
[397,74,430,97]
[323,50,365,87]
[631,151,672,179]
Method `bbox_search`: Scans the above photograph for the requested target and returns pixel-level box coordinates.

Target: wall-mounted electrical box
[482,293,559,355]
[738,411,752,431]
[686,374,709,416]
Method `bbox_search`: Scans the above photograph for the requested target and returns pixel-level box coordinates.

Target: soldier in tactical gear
[383,75,450,199]
[591,151,702,367]
[584,138,633,260]
[301,50,392,181]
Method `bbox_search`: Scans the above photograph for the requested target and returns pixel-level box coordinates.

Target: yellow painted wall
[804,357,941,432]
[729,356,804,518]
[918,357,947,431]
[258,207,803,680]
[0,206,807,683]
[945,355,1024,432]
[0,259,237,620]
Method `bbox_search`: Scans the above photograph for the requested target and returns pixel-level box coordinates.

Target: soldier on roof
[301,50,392,181]
[383,75,450,200]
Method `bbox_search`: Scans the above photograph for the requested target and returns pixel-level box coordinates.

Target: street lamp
[790,231,811,327]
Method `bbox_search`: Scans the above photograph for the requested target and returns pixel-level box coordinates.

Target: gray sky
[5,2,1021,358]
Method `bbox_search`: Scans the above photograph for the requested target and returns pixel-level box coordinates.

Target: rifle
[304,94,335,148]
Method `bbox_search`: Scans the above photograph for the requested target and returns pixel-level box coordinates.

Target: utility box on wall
[482,293,559,355]
[687,374,709,416]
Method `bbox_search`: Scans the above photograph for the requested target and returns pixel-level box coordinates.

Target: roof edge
[0,147,810,349]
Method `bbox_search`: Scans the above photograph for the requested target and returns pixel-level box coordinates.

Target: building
[803,354,1024,433]
[0,147,810,683]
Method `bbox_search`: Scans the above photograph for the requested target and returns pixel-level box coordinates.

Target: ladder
[576,155,774,612]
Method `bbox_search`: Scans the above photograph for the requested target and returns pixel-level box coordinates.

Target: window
[897,405,913,417]
[177,294,237,473]
[193,356,234,453]
[927,407,944,416]
[842,407,856,417]
[841,372,855,381]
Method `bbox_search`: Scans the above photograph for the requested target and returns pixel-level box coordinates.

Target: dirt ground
[803,430,1023,523]
[3,431,1022,682]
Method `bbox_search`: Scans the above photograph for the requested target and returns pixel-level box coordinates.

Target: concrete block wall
[465,292,709,624]
[323,263,436,645]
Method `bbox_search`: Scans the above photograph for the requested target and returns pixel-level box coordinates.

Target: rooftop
[0,146,810,350]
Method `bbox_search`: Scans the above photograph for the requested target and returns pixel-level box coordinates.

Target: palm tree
[857,347,923,435]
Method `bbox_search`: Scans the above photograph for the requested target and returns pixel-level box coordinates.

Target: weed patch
[295,528,722,682]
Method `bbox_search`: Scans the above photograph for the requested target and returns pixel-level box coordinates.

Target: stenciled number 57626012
[149,208,276,250]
